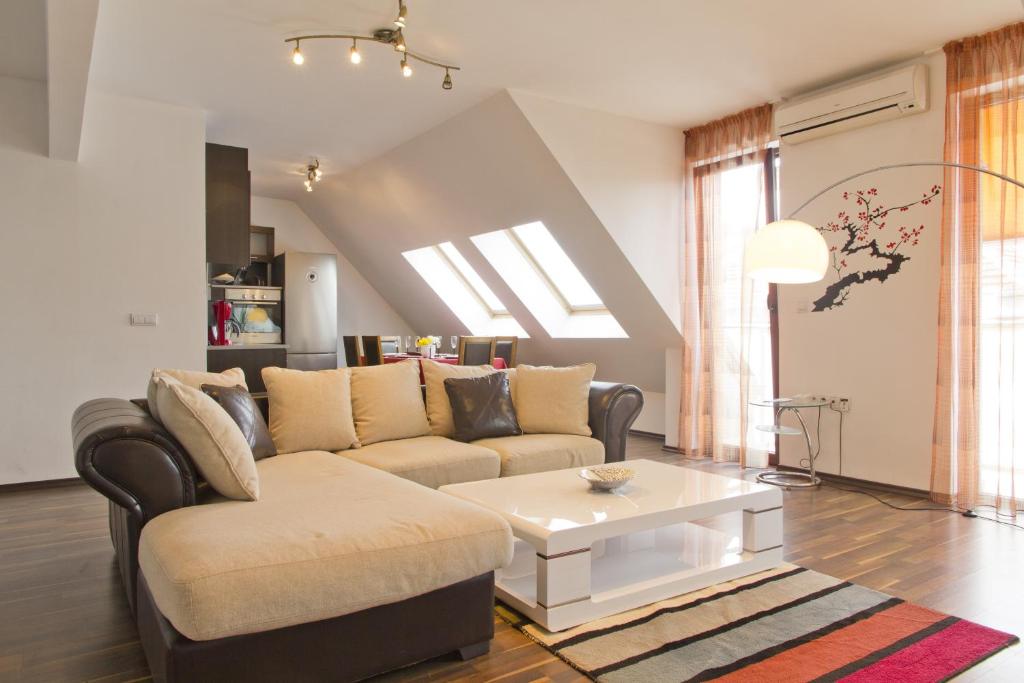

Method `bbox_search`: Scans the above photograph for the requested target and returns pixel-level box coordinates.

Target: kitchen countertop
[207,344,289,351]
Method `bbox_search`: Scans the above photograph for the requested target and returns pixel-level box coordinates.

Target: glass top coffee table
[440,459,783,632]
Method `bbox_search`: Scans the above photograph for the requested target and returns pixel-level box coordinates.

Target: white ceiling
[71,0,1024,195]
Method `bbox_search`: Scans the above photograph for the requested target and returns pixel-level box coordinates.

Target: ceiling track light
[285,4,460,92]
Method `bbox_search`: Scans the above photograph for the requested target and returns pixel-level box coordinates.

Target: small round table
[750,397,827,489]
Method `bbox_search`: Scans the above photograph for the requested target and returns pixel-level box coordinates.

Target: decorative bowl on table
[579,466,634,492]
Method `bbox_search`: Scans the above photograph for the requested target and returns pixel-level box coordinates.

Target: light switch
[130,313,158,326]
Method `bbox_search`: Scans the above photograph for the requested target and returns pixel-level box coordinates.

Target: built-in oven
[210,286,283,345]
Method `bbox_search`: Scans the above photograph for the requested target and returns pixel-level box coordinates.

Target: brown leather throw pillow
[201,384,277,461]
[444,373,522,443]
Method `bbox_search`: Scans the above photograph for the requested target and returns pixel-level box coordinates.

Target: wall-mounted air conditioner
[774,64,928,144]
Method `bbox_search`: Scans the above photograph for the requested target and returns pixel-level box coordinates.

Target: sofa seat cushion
[138,451,513,641]
[337,436,500,489]
[472,433,605,477]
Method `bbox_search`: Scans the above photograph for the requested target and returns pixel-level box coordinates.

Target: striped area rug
[496,564,1018,682]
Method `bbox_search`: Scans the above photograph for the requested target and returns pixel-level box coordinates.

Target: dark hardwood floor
[1,434,1021,682]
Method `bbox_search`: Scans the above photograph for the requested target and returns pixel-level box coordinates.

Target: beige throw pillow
[261,367,359,454]
[147,367,246,423]
[350,360,431,445]
[153,378,259,500]
[514,364,596,436]
[422,360,496,437]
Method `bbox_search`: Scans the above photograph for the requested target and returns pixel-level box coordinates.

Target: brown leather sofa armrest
[73,398,197,525]
[588,382,644,463]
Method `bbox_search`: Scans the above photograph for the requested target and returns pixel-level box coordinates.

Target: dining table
[382,353,507,383]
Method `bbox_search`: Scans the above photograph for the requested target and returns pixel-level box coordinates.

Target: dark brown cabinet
[206,347,286,394]
[206,143,250,267]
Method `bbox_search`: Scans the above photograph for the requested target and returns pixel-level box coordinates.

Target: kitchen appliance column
[273,252,338,370]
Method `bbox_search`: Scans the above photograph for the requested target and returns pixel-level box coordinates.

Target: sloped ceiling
[299,90,681,390]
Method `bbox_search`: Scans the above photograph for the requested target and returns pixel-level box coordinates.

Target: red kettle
[210,299,233,346]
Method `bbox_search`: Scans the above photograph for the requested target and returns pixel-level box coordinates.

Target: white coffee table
[440,459,783,632]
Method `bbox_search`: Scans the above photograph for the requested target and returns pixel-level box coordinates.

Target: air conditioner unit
[774,64,928,144]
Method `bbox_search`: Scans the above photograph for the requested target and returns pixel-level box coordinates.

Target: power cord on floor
[818,481,1024,531]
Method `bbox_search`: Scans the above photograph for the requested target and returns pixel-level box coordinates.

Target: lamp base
[757,470,821,489]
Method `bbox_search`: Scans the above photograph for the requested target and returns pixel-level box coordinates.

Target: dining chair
[458,336,495,366]
[492,336,518,367]
[361,336,384,366]
[342,336,362,367]
[380,336,400,354]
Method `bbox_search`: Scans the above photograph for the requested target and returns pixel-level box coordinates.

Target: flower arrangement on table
[416,336,438,358]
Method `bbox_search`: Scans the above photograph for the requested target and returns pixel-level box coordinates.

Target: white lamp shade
[744,219,829,284]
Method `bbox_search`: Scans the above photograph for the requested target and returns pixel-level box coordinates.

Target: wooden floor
[1,434,1022,682]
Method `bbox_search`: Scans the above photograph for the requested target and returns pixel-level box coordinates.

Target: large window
[706,150,778,460]
[472,221,626,338]
[402,242,527,337]
[978,102,1024,499]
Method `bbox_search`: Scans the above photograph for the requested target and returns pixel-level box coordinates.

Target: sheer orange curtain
[932,23,1024,515]
[680,104,773,465]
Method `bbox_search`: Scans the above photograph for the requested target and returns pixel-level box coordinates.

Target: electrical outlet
[829,396,851,412]
[130,313,158,327]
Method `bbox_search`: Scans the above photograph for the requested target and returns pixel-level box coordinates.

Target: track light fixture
[304,160,322,193]
[394,1,408,29]
[285,2,459,91]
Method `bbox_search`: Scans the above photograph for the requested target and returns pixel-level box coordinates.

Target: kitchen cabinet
[206,143,250,267]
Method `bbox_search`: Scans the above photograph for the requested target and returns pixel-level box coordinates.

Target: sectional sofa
[72,361,643,682]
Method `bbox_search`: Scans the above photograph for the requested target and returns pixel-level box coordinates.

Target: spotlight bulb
[401,58,412,78]
[303,179,312,190]
[442,71,453,90]
[394,2,408,28]
[394,32,407,52]
[314,168,323,181]
[305,184,314,193]
[291,44,304,65]
[349,43,362,64]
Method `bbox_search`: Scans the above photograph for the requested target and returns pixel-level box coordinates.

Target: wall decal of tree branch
[812,184,940,311]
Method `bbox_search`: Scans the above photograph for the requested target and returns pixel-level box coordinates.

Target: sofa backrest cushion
[351,360,431,446]
[201,384,277,461]
[422,360,496,437]
[514,363,596,436]
[445,372,522,443]
[153,377,260,500]
[262,367,359,454]
[146,367,247,423]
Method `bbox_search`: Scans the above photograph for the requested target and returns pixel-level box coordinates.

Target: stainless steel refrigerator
[273,252,338,370]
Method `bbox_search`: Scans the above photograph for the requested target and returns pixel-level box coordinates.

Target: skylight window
[472,222,627,339]
[402,243,527,337]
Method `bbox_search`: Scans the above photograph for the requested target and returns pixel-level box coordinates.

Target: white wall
[777,54,945,490]
[250,196,412,366]
[0,76,206,484]
[510,91,685,332]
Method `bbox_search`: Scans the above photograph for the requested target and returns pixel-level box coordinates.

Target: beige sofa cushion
[514,364,596,436]
[147,367,246,423]
[262,367,359,454]
[350,360,430,445]
[472,433,604,477]
[422,360,496,437]
[138,451,513,641]
[337,436,499,488]
[153,378,259,500]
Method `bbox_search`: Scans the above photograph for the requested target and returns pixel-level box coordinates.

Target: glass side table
[750,397,828,489]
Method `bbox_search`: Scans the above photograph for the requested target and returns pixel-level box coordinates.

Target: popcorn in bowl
[579,465,634,491]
